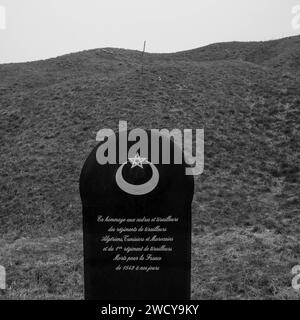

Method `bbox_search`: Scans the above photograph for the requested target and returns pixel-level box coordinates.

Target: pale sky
[0,0,299,63]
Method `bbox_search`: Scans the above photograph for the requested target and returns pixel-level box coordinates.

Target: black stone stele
[80,131,194,300]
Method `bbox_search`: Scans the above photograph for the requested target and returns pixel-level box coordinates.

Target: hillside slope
[0,36,299,299]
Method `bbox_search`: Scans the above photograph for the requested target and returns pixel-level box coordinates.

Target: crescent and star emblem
[115,153,159,195]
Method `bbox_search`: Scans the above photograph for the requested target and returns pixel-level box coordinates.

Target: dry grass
[0,36,300,299]
[0,228,299,300]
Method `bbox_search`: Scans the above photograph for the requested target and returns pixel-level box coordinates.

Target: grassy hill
[0,36,300,299]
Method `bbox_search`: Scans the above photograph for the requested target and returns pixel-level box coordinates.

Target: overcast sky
[0,0,299,63]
